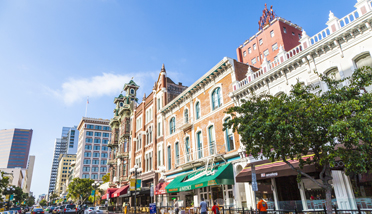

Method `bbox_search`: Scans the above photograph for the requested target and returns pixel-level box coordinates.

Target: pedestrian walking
[211,201,220,214]
[257,197,267,214]
[174,199,179,214]
[199,198,208,214]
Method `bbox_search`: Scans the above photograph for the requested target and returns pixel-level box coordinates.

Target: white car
[94,207,108,214]
[84,207,95,214]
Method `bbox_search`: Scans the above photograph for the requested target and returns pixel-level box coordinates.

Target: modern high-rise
[55,154,76,195]
[74,117,110,181]
[25,155,35,193]
[48,126,79,193]
[0,129,33,168]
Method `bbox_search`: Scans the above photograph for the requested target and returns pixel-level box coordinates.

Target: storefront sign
[149,203,156,214]
[195,183,204,188]
[251,165,258,191]
[207,180,217,186]
[179,185,191,191]
[261,172,278,178]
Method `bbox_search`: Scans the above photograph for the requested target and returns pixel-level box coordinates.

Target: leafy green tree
[39,199,47,207]
[0,171,10,195]
[25,195,35,207]
[102,173,110,183]
[224,66,372,214]
[13,187,25,204]
[66,178,94,205]
[49,193,58,205]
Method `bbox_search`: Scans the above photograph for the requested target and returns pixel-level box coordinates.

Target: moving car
[9,208,21,214]
[32,208,44,214]
[47,207,55,213]
[84,207,95,214]
[64,205,76,214]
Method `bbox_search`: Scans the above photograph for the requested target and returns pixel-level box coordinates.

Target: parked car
[94,207,107,214]
[32,209,44,214]
[84,207,95,214]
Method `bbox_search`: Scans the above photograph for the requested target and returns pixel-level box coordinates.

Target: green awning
[166,163,234,193]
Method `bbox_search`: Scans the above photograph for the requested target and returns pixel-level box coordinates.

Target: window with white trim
[136,116,142,131]
[252,57,257,65]
[157,143,163,167]
[263,49,269,57]
[135,157,142,168]
[146,107,153,124]
[248,47,252,54]
[169,117,176,134]
[211,87,222,110]
[270,30,274,38]
[272,43,278,51]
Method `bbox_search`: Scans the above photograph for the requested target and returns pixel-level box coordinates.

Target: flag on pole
[87,97,89,104]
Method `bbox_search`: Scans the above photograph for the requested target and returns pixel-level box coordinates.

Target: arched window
[211,87,222,110]
[355,52,372,68]
[185,137,190,162]
[170,117,176,134]
[325,67,341,81]
[208,126,215,155]
[196,131,203,158]
[224,118,234,152]
[175,142,179,166]
[130,89,135,94]
[184,109,189,124]
[195,102,201,120]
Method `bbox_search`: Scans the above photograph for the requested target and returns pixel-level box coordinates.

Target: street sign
[251,165,258,191]
[130,178,142,191]
[149,203,156,214]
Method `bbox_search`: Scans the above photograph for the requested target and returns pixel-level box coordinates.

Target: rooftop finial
[329,10,335,19]
[161,64,165,72]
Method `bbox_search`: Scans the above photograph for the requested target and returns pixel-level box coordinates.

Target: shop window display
[255,179,275,210]
[350,171,372,209]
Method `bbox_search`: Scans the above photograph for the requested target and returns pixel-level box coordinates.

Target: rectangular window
[101,160,107,165]
[270,30,274,37]
[259,39,263,45]
[92,167,99,172]
[102,139,108,144]
[83,167,90,172]
[92,160,99,164]
[86,132,93,136]
[263,49,269,56]
[85,145,91,150]
[157,145,162,167]
[253,43,257,50]
[157,98,161,111]
[168,146,171,170]
[243,51,246,57]
[102,146,108,151]
[103,133,110,137]
[157,122,161,137]
[95,126,102,130]
[103,126,110,131]
[84,152,91,157]
[208,126,215,155]
[94,139,101,144]
[91,174,98,179]
[272,43,278,51]
[94,146,100,150]
[100,167,107,172]
[292,32,295,36]
[94,132,101,137]
[101,153,108,158]
[87,125,94,129]
[197,132,203,158]
[251,58,257,65]
[248,47,252,54]
[93,152,100,157]
[83,159,91,164]
[175,142,179,166]
[83,174,89,179]
[298,34,302,39]
[283,27,287,33]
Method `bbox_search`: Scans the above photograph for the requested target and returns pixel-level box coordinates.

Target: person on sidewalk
[174,199,179,214]
[199,198,208,214]
[211,201,220,214]
[257,198,267,214]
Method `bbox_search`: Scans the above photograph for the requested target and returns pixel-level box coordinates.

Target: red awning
[112,185,129,198]
[101,188,118,200]
[155,182,169,195]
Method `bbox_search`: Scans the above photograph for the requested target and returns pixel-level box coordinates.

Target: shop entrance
[276,176,303,210]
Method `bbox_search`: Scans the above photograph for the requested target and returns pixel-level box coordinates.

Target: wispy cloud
[50,72,156,105]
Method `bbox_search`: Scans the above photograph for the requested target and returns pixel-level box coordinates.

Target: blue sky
[0,0,356,198]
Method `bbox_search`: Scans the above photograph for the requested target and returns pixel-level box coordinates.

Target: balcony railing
[176,120,193,131]
[117,152,129,158]
[175,144,225,167]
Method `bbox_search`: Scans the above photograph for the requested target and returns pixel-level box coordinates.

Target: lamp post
[130,165,142,214]
[92,181,100,207]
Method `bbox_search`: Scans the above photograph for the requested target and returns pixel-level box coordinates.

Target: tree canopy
[39,199,47,207]
[102,173,110,183]
[66,178,94,205]
[224,66,372,213]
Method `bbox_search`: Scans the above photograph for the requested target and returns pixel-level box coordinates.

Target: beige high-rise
[55,154,76,194]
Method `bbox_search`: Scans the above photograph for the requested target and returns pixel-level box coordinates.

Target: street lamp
[92,181,100,207]
[130,165,142,214]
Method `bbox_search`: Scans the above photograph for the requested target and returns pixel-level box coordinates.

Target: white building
[230,0,372,210]
[74,117,111,181]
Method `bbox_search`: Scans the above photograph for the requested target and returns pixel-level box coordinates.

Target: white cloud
[51,72,155,105]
